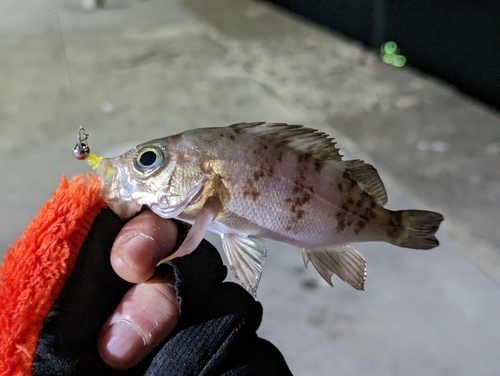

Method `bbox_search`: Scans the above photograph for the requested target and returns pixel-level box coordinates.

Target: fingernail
[119,234,158,276]
[100,320,146,369]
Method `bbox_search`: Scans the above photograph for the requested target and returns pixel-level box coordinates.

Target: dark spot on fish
[253,150,257,154]
[354,229,359,235]
[219,133,224,137]
[286,193,307,220]
[386,212,403,239]
[314,161,323,172]
[370,200,377,209]
[358,220,366,229]
[277,150,283,162]
[346,220,352,226]
[254,170,264,182]
[336,219,345,232]
[360,215,369,221]
[263,145,268,150]
[365,207,377,219]
[298,165,307,179]
[303,152,312,162]
[285,224,292,231]
[356,199,363,208]
[233,127,241,134]
[335,212,342,220]
[243,178,260,201]
[337,182,343,191]
[255,164,274,179]
[342,171,350,180]
[299,193,311,205]
[266,165,274,177]
[346,197,353,204]
[341,203,349,212]
[230,134,235,140]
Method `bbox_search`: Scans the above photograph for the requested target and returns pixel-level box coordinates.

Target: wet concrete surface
[1,0,499,374]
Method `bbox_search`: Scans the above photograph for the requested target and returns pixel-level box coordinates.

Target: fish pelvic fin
[302,245,367,291]
[391,210,444,250]
[221,233,267,297]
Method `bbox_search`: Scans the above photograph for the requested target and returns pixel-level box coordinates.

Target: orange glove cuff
[0,174,106,375]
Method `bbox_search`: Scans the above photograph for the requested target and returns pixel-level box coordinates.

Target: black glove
[32,208,292,376]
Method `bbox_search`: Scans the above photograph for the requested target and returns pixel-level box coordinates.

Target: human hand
[1,175,291,375]
[98,210,180,369]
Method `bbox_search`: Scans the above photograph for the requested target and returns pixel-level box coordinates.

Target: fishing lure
[72,126,103,171]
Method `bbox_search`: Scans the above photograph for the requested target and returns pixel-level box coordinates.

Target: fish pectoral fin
[302,244,367,291]
[157,197,221,265]
[221,233,267,297]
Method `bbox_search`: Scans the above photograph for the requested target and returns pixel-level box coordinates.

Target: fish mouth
[98,158,142,219]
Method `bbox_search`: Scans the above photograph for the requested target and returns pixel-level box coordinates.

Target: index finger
[111,211,178,283]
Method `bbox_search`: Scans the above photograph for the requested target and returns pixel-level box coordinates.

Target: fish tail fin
[392,210,444,250]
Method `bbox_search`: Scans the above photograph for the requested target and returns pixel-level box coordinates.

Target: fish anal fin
[331,159,388,206]
[229,122,343,161]
[302,249,310,268]
[303,245,367,290]
[157,196,221,265]
[221,233,267,297]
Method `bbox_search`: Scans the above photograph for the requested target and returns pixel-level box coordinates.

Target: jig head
[72,126,104,171]
[73,126,90,160]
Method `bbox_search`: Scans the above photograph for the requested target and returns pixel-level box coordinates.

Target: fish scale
[97,122,444,295]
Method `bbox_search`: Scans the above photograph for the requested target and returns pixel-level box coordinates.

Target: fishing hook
[73,126,90,160]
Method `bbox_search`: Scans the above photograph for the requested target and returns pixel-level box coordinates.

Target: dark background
[269,0,500,111]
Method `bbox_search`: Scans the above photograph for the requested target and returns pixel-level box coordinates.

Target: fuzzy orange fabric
[0,174,107,375]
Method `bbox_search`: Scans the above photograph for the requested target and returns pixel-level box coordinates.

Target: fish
[97,122,444,295]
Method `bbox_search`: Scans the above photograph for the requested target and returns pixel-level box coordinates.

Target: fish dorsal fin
[229,122,343,161]
[220,233,267,296]
[331,159,388,206]
[302,244,366,290]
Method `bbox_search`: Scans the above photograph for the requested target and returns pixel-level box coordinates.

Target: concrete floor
[1,0,499,374]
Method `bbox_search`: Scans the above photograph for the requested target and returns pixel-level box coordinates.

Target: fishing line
[51,0,96,161]
[52,0,77,112]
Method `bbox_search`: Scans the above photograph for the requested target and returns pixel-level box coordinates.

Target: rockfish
[97,122,444,295]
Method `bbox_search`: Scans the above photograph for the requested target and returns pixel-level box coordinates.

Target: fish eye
[133,146,165,177]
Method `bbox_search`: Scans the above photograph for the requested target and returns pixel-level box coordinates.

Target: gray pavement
[1,0,499,374]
